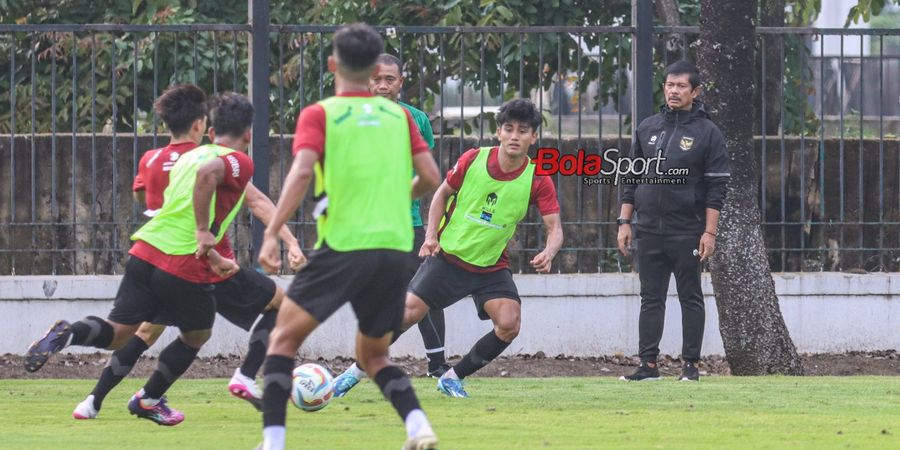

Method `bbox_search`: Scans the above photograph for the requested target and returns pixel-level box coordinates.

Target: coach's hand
[699,231,716,262]
[617,224,633,256]
[287,242,307,271]
[258,232,282,273]
[419,236,441,258]
[530,250,554,273]
[195,229,217,259]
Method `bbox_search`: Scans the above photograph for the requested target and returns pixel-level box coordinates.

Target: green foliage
[845,0,898,26]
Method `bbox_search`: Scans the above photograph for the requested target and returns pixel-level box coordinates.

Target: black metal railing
[1,21,898,275]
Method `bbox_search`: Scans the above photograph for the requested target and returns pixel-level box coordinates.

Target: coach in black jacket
[617,60,730,382]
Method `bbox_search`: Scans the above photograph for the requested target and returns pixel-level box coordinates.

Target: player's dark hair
[664,60,701,89]
[333,23,384,75]
[376,53,402,72]
[208,92,254,138]
[153,84,207,136]
[497,98,541,131]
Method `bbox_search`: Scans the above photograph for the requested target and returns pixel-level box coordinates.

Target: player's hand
[258,233,282,273]
[195,230,217,259]
[210,257,239,277]
[530,250,554,273]
[617,224,633,256]
[418,237,441,258]
[287,242,307,271]
[699,232,716,262]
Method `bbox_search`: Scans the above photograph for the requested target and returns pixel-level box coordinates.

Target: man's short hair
[153,84,207,136]
[208,92,254,138]
[333,23,384,80]
[497,98,541,131]
[376,53,402,72]
[664,60,701,89]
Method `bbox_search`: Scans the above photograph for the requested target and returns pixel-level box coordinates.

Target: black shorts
[108,257,217,332]
[286,244,408,338]
[152,267,276,331]
[402,226,426,287]
[408,254,520,321]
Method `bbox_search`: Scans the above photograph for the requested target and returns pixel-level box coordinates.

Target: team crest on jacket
[679,136,694,151]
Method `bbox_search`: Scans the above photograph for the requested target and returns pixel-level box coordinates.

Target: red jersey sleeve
[404,109,430,156]
[292,104,326,157]
[531,175,560,216]
[218,151,255,191]
[133,152,151,192]
[445,148,480,191]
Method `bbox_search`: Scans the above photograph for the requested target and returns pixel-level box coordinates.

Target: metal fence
[1,19,898,275]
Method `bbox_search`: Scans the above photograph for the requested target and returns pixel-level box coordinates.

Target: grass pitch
[0,376,897,449]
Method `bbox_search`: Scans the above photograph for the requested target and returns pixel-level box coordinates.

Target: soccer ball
[290,363,335,412]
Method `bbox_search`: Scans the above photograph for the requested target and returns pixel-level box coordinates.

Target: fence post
[632,0,654,126]
[248,0,270,260]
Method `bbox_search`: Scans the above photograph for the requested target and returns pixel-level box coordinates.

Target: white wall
[1,273,897,358]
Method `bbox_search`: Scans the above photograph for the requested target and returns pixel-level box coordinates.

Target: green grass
[0,377,898,449]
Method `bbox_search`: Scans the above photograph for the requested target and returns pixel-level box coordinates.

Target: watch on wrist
[616,218,631,226]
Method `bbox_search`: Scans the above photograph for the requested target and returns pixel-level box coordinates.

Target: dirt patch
[2,350,897,380]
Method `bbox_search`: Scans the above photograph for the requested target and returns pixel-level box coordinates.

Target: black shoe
[427,363,451,379]
[25,320,72,373]
[679,361,700,381]
[619,362,661,381]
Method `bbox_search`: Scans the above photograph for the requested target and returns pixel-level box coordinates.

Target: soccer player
[70,84,305,420]
[367,53,449,378]
[254,24,441,450]
[25,92,260,426]
[333,98,563,399]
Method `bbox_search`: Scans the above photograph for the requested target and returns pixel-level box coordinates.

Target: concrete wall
[1,273,896,358]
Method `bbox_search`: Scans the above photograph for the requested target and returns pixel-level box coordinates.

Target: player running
[25,92,274,426]
[333,98,563,399]
[254,24,441,450]
[68,84,305,421]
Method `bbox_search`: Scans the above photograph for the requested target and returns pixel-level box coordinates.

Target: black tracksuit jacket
[619,101,731,237]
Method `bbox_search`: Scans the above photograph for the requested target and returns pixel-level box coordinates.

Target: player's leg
[260,298,321,450]
[438,296,520,399]
[127,267,216,426]
[260,246,354,450]
[409,226,449,377]
[417,309,448,378]
[74,322,166,419]
[214,267,282,410]
[353,249,437,450]
[333,290,432,398]
[621,234,672,381]
[24,258,158,373]
[669,236,704,381]
[333,256,462,398]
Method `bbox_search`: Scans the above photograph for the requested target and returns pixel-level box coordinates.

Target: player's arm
[258,149,319,272]
[420,180,456,257]
[193,158,226,258]
[412,151,440,199]
[530,213,563,273]
[244,183,307,270]
[207,248,239,277]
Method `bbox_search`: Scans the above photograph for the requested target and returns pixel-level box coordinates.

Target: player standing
[254,24,441,450]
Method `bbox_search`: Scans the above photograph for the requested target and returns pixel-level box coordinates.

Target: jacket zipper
[657,118,678,234]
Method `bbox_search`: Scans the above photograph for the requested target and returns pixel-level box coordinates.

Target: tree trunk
[757,0,785,135]
[699,0,804,375]
[656,0,683,61]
